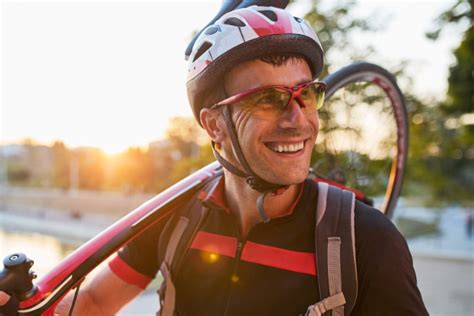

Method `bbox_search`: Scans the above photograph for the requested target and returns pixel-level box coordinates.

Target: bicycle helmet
[185,5,325,222]
[186,5,324,122]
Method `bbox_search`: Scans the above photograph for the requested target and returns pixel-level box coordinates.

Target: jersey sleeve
[108,213,171,288]
[351,201,429,316]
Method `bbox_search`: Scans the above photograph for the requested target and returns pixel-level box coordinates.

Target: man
[2,5,427,316]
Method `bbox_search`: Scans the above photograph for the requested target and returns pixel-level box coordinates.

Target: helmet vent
[258,10,278,22]
[205,25,220,35]
[223,17,246,27]
[294,16,303,23]
[193,41,213,62]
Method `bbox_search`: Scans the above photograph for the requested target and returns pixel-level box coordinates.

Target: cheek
[233,110,257,142]
[309,112,320,135]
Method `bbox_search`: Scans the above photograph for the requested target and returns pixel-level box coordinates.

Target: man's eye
[256,96,275,104]
[255,93,284,105]
[301,89,312,98]
[302,87,317,100]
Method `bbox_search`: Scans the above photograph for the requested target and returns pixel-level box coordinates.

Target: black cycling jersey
[110,177,428,316]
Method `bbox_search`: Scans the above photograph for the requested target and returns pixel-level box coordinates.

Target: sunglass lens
[247,88,290,110]
[301,83,325,111]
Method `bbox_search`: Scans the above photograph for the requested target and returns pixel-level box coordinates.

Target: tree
[302,0,377,77]
[74,147,106,190]
[165,116,207,158]
[424,0,474,203]
[427,0,473,115]
[164,116,214,182]
[52,141,70,189]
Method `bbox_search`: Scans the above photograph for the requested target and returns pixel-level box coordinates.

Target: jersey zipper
[224,238,245,316]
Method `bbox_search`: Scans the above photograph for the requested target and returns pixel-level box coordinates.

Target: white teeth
[268,142,304,153]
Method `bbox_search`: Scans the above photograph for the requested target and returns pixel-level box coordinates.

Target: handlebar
[0,253,37,300]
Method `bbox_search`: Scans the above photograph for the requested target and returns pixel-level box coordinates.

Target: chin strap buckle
[245,176,288,194]
[245,177,260,190]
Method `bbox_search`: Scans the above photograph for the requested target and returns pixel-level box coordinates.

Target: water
[0,230,77,277]
[0,229,158,315]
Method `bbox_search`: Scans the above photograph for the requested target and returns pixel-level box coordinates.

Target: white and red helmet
[186,5,324,122]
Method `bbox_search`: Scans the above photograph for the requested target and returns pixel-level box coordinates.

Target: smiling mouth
[265,141,305,153]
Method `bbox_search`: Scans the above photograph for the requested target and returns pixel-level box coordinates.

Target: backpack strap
[156,177,219,316]
[158,216,189,316]
[307,182,358,316]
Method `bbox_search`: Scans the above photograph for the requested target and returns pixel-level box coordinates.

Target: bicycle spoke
[314,62,408,217]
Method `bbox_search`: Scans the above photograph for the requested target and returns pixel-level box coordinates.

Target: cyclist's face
[222,58,319,185]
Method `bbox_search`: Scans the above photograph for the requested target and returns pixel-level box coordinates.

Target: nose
[278,99,307,129]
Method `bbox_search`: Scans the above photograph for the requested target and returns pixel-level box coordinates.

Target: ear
[200,108,226,143]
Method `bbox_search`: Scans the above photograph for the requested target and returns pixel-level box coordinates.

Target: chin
[263,165,309,186]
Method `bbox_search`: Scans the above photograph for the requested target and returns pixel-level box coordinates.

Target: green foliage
[426,0,472,40]
[446,25,474,115]
[165,116,207,158]
[4,1,472,207]
[303,0,377,76]
[170,145,215,183]
[417,0,474,205]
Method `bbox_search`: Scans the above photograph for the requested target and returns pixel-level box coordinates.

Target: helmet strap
[256,191,271,223]
[211,106,288,222]
[211,141,247,178]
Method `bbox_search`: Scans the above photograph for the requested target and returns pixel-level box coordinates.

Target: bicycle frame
[18,162,223,315]
[12,159,375,315]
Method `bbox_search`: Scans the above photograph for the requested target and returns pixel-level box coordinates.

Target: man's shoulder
[302,179,405,247]
[352,199,412,273]
[353,199,403,243]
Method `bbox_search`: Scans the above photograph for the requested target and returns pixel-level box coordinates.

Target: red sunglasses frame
[212,80,327,110]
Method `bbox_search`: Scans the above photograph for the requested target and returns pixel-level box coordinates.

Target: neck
[223,170,301,239]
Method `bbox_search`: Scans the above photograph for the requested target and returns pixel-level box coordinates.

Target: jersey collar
[198,175,305,219]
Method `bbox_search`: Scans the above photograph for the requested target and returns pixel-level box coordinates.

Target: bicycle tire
[316,62,408,218]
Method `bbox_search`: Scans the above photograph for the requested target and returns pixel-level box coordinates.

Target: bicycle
[0,1,408,315]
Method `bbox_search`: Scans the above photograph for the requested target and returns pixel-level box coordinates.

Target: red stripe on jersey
[239,10,293,37]
[241,241,317,276]
[109,254,152,289]
[190,231,237,258]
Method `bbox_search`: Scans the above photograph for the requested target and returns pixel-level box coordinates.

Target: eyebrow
[294,78,313,86]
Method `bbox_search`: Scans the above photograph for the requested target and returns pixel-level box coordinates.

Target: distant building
[0,143,54,186]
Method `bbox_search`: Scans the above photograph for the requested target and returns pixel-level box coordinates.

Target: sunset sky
[1,0,466,154]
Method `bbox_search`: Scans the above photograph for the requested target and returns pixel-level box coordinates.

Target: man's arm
[54,264,143,315]
[55,212,168,315]
[352,202,428,315]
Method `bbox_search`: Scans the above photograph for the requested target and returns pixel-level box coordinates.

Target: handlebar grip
[184,0,290,60]
[0,253,37,300]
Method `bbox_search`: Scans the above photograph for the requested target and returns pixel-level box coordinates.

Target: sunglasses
[211,80,326,119]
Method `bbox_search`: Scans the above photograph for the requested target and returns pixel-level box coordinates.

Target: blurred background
[1,0,473,315]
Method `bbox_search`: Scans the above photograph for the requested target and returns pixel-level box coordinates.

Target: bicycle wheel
[313,62,408,218]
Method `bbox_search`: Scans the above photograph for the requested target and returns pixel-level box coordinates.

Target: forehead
[224,58,313,95]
